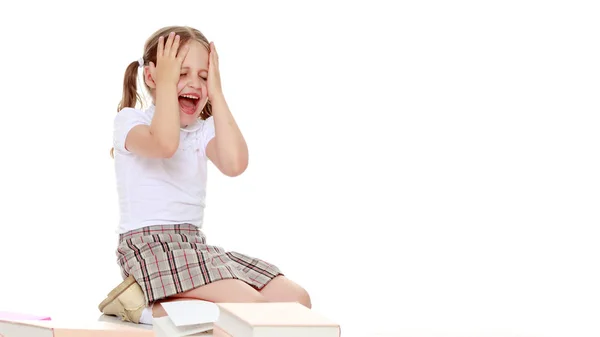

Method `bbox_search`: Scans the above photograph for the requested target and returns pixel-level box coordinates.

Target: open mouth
[178,93,200,115]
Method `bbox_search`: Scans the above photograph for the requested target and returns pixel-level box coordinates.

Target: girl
[97,26,311,325]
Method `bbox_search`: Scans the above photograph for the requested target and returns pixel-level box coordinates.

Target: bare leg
[259,275,312,308]
[152,278,268,317]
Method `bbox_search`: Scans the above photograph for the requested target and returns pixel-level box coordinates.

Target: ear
[143,63,156,89]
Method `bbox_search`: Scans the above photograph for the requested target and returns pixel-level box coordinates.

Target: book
[212,325,233,337]
[0,311,51,321]
[153,300,220,337]
[0,319,153,337]
[215,302,341,337]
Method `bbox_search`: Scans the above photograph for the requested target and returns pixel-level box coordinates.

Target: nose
[189,75,204,90]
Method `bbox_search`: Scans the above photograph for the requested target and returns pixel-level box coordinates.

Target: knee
[253,293,270,303]
[296,287,312,309]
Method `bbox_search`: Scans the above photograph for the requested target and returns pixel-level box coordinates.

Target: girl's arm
[205,42,249,177]
[126,33,188,158]
[206,93,249,177]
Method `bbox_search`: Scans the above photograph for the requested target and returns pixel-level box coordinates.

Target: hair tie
[138,58,144,68]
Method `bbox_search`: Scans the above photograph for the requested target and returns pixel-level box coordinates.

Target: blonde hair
[110,26,212,158]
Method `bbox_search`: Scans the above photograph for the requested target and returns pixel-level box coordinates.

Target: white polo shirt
[112,105,215,234]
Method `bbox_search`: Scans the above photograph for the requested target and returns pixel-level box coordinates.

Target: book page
[161,300,220,327]
[153,317,212,337]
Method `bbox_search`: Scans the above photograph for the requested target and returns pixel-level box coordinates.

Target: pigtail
[117,61,142,112]
[111,60,142,158]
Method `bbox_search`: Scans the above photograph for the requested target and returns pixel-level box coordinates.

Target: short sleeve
[199,116,216,156]
[113,108,150,154]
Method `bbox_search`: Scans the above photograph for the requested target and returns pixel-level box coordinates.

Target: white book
[153,300,220,337]
[215,302,340,337]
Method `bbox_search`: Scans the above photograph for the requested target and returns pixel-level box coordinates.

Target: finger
[157,36,165,57]
[210,42,216,58]
[211,42,219,65]
[177,43,190,62]
[209,42,216,65]
[164,32,176,55]
[170,34,181,58]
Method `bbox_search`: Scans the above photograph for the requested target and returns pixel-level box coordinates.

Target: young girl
[97,26,311,325]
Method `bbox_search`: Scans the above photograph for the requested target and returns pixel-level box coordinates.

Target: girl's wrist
[209,92,226,109]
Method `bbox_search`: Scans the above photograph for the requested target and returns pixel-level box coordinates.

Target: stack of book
[0,311,51,321]
[154,300,341,337]
[0,318,153,337]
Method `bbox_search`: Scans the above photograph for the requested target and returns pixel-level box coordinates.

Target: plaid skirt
[116,224,282,305]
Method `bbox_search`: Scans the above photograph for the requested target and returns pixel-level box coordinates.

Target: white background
[0,1,599,336]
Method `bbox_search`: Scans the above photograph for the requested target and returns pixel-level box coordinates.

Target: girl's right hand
[149,32,189,86]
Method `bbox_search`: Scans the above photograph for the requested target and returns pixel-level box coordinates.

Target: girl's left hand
[207,42,223,101]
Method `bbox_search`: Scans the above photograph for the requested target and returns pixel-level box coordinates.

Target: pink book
[0,319,153,337]
[216,302,340,337]
[0,311,51,321]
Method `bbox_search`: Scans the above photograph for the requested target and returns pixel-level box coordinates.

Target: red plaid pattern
[116,224,282,304]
